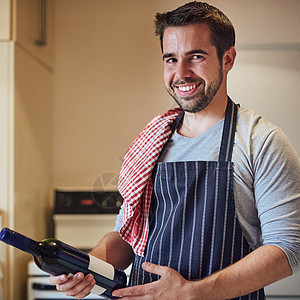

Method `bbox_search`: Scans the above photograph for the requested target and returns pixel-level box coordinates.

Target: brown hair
[154,1,235,60]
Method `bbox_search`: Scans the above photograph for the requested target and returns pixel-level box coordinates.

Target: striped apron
[129,99,265,299]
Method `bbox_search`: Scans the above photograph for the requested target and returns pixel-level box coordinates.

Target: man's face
[163,23,224,113]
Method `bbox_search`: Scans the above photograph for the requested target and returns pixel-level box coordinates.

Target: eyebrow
[163,49,209,60]
[162,53,174,60]
[187,49,209,56]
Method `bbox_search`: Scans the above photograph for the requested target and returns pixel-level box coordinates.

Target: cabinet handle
[35,0,46,46]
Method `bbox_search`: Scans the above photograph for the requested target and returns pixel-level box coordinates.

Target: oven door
[27,276,106,300]
[265,271,300,299]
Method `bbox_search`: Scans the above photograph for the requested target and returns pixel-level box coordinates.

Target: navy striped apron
[129,99,265,299]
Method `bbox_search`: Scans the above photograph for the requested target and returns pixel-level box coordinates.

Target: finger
[142,262,169,277]
[56,273,91,292]
[65,275,95,299]
[112,285,143,298]
[49,274,68,285]
[112,282,157,298]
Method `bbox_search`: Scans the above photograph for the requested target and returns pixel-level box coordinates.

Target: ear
[223,46,236,72]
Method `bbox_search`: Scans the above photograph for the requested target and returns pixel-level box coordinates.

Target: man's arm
[112,245,292,299]
[89,231,134,270]
[49,231,134,299]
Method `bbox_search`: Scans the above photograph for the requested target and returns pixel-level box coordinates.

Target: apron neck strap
[218,97,238,162]
[169,97,238,162]
[170,111,184,133]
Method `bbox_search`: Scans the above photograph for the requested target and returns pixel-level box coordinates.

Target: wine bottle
[0,227,126,299]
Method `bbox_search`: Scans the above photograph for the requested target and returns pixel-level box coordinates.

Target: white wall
[52,0,300,190]
[52,0,175,188]
[229,49,300,153]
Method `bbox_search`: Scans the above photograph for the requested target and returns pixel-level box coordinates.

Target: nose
[175,60,193,81]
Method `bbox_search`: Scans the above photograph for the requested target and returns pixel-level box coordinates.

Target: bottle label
[88,254,114,295]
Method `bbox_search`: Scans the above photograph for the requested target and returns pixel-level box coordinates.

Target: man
[50,2,300,299]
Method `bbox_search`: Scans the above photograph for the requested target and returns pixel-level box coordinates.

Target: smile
[174,82,201,96]
[177,84,197,92]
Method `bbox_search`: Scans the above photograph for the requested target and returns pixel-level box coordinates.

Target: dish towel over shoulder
[118,108,182,256]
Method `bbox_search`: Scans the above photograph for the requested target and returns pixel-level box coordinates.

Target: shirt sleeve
[114,204,124,232]
[254,127,300,273]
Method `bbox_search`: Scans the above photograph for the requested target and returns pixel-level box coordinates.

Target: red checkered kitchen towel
[118,108,182,256]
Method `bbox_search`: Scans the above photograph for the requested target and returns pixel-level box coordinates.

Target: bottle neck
[0,228,39,256]
[27,240,40,256]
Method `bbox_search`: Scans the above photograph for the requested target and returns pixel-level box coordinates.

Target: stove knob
[63,198,73,208]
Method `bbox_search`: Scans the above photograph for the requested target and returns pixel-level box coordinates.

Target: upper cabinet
[0,0,11,39]
[16,0,53,68]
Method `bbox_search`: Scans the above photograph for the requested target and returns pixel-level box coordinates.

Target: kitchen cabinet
[0,40,14,300]
[16,0,53,68]
[0,0,10,39]
[13,43,53,300]
[0,1,53,300]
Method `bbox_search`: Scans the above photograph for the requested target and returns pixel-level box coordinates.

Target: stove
[52,189,122,250]
[265,270,300,299]
[27,188,125,300]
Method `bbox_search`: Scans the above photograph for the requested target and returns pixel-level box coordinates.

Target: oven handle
[32,282,57,291]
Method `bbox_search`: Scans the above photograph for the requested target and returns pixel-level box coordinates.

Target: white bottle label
[88,254,114,295]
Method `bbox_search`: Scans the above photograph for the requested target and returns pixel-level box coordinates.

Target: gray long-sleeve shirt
[115,106,300,273]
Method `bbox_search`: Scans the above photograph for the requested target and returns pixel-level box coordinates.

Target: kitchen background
[0,0,299,299]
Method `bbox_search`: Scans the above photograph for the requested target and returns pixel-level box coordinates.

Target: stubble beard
[167,68,224,113]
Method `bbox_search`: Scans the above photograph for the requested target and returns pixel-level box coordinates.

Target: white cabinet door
[0,41,14,300]
[0,0,11,40]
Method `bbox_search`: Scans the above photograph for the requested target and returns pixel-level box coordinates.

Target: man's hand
[49,273,95,299]
[112,262,191,299]
[48,231,134,299]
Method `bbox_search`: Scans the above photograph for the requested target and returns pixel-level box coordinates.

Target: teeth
[178,84,196,92]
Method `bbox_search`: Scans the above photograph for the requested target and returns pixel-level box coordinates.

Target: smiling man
[50,2,300,299]
[163,24,225,114]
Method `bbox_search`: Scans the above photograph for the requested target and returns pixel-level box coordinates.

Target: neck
[178,93,228,138]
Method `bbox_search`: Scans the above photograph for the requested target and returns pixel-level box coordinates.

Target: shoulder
[236,106,278,139]
[235,106,285,158]
[234,105,300,178]
[234,105,300,176]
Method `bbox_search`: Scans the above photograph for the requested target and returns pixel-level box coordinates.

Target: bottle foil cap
[0,227,31,251]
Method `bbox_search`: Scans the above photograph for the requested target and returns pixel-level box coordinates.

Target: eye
[191,55,205,62]
[165,57,177,64]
